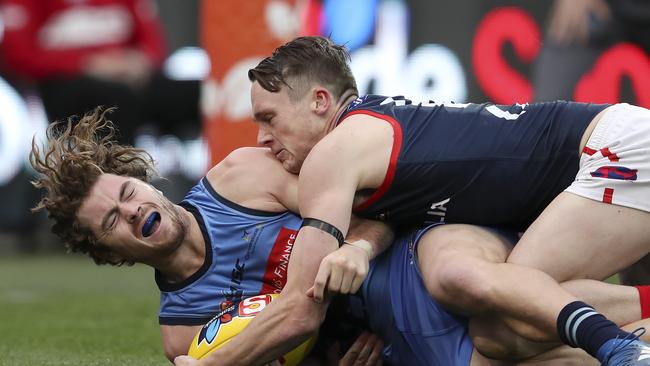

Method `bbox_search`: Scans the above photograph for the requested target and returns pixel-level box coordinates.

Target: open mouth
[142,211,161,237]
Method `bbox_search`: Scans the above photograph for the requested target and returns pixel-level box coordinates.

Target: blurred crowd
[0,0,201,252]
[534,0,650,101]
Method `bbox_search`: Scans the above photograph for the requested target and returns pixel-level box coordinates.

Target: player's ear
[312,87,333,115]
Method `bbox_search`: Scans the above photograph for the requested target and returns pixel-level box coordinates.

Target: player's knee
[432,258,497,312]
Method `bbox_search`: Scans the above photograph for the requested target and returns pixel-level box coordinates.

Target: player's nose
[123,203,143,224]
[257,127,273,147]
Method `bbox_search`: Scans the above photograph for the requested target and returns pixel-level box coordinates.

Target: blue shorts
[359,223,474,366]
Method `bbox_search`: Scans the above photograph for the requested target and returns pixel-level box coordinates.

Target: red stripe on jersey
[582,146,597,155]
[636,286,650,319]
[345,110,404,213]
[602,187,614,204]
[600,147,620,162]
[260,227,297,294]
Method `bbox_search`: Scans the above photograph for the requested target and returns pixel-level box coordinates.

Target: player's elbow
[163,342,184,363]
[161,328,196,363]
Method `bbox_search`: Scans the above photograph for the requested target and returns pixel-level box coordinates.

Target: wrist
[344,239,373,259]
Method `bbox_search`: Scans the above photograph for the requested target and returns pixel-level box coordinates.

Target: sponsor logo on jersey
[590,166,638,181]
[425,197,451,223]
[197,301,237,345]
[261,227,298,294]
[242,229,251,242]
[221,225,266,301]
[222,257,245,302]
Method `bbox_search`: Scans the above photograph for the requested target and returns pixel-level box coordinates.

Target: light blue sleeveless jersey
[157,177,302,325]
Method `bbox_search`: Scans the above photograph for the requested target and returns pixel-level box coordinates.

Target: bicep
[297,116,393,235]
[298,139,360,237]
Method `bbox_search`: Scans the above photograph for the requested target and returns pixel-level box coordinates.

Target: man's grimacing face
[77,174,186,263]
[251,81,326,174]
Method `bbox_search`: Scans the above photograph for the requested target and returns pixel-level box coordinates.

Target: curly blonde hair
[30,107,156,265]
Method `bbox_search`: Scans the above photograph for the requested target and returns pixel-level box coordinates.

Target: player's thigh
[508,192,650,282]
[417,224,514,298]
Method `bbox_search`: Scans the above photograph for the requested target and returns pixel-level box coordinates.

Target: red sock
[636,285,650,319]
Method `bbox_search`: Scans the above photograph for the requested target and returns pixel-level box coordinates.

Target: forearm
[346,216,394,260]
[198,294,323,365]
[198,228,338,365]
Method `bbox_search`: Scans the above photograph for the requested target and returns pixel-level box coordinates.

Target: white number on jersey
[380,97,528,121]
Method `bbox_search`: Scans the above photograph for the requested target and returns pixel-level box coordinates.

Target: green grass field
[0,253,622,366]
[0,255,168,366]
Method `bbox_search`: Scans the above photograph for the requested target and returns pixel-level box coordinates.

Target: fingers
[338,265,365,295]
[339,332,384,366]
[312,245,371,303]
[339,268,354,295]
[366,334,384,366]
[312,259,331,303]
[356,333,381,366]
[349,270,366,295]
[328,260,344,295]
[305,286,314,298]
[174,355,198,366]
[327,258,364,295]
[339,332,369,365]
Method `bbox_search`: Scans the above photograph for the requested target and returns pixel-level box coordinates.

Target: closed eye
[254,112,274,124]
[109,213,118,230]
[101,181,133,236]
[99,210,118,239]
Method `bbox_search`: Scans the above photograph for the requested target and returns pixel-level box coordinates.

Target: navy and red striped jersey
[344,95,608,231]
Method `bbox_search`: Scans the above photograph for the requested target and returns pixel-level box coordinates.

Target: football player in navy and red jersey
[30,107,650,366]
[178,36,650,366]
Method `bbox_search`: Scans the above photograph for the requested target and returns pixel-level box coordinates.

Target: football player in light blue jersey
[29,107,650,366]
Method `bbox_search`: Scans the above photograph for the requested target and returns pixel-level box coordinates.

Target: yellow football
[187,294,315,365]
